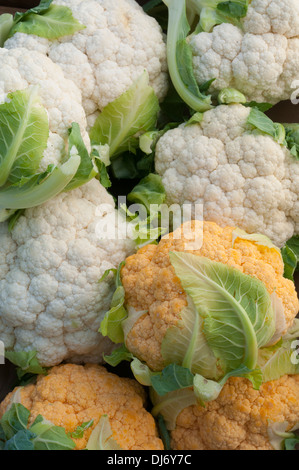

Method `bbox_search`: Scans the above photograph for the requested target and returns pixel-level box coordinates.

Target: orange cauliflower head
[0,363,163,450]
[171,375,299,450]
[121,221,299,371]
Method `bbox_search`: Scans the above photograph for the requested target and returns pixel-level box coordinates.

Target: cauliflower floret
[4,0,168,122]
[0,363,164,450]
[171,375,299,450]
[0,178,135,367]
[155,104,298,248]
[0,47,89,170]
[189,0,299,104]
[121,221,299,371]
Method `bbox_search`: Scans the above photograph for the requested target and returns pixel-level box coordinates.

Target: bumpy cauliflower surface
[0,47,89,171]
[0,178,135,367]
[155,104,299,248]
[0,363,164,450]
[121,221,299,371]
[5,0,168,125]
[171,374,299,450]
[189,0,299,104]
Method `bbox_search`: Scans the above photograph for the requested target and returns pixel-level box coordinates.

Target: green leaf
[64,123,97,192]
[0,153,80,211]
[94,157,112,188]
[4,430,36,450]
[151,364,194,396]
[217,1,249,18]
[157,415,171,450]
[103,345,134,367]
[130,357,158,386]
[284,125,299,160]
[284,436,299,450]
[161,297,220,379]
[99,286,127,344]
[169,252,276,374]
[0,13,14,47]
[162,0,213,112]
[218,87,246,105]
[0,86,49,187]
[281,245,297,281]
[285,236,299,270]
[0,404,30,440]
[70,420,94,439]
[90,72,159,160]
[5,350,47,380]
[244,101,273,112]
[127,173,166,213]
[247,107,286,144]
[30,419,76,450]
[9,4,85,40]
[13,0,53,23]
[86,415,122,450]
[258,323,299,382]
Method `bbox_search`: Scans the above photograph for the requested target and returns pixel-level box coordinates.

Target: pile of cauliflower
[0,0,298,452]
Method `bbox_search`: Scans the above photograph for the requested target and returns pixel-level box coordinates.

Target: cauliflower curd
[0,363,164,450]
[0,179,134,367]
[121,221,299,371]
[171,375,299,450]
[155,104,299,248]
[189,0,299,104]
[5,0,168,125]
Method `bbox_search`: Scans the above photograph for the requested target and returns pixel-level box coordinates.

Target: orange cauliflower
[0,363,163,450]
[170,375,299,450]
[122,221,299,371]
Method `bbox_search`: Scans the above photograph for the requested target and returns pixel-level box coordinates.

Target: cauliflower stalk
[155,103,299,247]
[0,47,96,221]
[163,0,299,106]
[0,364,164,450]
[4,0,168,125]
[101,221,299,406]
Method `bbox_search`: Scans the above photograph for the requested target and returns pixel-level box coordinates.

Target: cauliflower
[118,221,299,373]
[4,0,168,125]
[0,46,89,170]
[0,363,164,450]
[163,0,299,106]
[0,46,97,218]
[155,104,299,248]
[0,178,135,367]
[168,375,299,450]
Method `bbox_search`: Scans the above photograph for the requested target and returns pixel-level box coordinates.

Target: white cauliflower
[188,0,299,104]
[0,46,89,170]
[5,0,168,125]
[0,178,135,367]
[155,104,299,247]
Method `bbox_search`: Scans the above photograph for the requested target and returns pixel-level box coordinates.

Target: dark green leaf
[151,364,194,396]
[5,350,47,379]
[281,245,297,280]
[157,414,171,450]
[4,430,36,450]
[217,1,249,19]
[0,404,30,440]
[284,436,299,450]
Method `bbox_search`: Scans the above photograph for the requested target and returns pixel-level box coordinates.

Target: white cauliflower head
[0,46,89,171]
[0,179,135,367]
[189,0,299,104]
[5,0,168,124]
[155,104,299,247]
